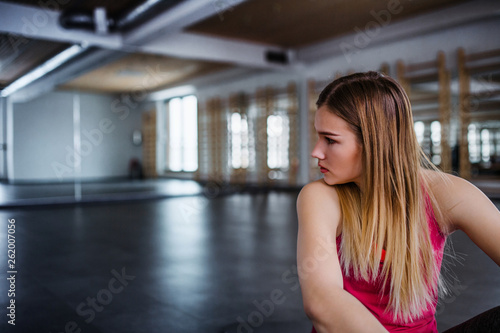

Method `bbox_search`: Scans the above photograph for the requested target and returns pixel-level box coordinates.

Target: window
[414,121,425,145]
[430,121,441,165]
[267,114,289,170]
[481,129,491,163]
[167,95,198,172]
[230,112,250,169]
[468,124,480,163]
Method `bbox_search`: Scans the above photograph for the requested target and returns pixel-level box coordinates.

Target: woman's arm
[297,180,388,333]
[439,174,500,266]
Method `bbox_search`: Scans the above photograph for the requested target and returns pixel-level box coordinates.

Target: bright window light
[230,112,249,169]
[167,95,198,172]
[267,114,289,169]
[468,124,480,163]
[414,121,424,144]
[481,129,490,163]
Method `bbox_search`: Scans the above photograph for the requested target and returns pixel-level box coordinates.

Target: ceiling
[188,0,467,48]
[0,0,496,99]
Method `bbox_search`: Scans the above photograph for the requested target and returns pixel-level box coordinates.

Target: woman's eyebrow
[317,131,341,136]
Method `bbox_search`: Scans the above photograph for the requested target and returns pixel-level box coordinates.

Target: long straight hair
[316,71,447,322]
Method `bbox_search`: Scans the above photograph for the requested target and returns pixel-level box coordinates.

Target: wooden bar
[396,60,410,96]
[466,89,500,99]
[379,62,390,76]
[406,60,438,72]
[404,72,439,84]
[409,94,439,104]
[466,48,500,62]
[467,62,500,75]
[471,100,500,112]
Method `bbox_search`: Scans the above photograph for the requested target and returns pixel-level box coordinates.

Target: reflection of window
[496,131,500,158]
[230,112,249,169]
[414,121,424,145]
[481,129,490,163]
[167,95,198,172]
[430,121,441,165]
[468,124,480,163]
[267,114,289,169]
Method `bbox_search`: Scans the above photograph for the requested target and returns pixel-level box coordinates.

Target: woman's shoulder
[420,169,486,231]
[297,179,340,204]
[297,180,341,213]
[421,169,477,199]
[297,180,342,234]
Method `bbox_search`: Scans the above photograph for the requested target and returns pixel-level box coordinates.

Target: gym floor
[0,179,498,332]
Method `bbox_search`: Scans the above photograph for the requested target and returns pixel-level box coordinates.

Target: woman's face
[312,106,363,187]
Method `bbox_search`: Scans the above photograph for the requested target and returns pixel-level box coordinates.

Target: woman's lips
[319,166,328,173]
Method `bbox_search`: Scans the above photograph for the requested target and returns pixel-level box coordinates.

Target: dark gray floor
[0,180,498,332]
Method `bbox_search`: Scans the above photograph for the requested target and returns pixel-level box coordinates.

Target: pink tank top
[311,192,446,333]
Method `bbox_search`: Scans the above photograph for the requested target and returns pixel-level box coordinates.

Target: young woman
[296,71,500,332]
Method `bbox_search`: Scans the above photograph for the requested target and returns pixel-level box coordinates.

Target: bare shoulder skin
[296,179,389,333]
[422,169,500,266]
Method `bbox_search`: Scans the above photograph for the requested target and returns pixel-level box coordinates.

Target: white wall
[10,90,142,182]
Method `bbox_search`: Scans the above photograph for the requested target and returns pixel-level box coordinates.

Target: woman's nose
[311,140,325,160]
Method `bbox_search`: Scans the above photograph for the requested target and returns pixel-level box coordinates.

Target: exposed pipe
[58,0,184,33]
[115,0,164,31]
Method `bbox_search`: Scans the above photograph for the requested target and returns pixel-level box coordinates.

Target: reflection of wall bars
[287,83,299,185]
[229,92,249,184]
[198,82,299,186]
[256,87,273,185]
[397,51,452,173]
[142,110,157,178]
[458,47,500,180]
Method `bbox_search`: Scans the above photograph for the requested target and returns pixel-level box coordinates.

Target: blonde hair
[316,72,449,322]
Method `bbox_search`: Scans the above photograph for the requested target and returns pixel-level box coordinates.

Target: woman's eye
[326,138,336,144]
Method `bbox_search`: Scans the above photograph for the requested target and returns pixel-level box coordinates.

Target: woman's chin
[322,175,336,186]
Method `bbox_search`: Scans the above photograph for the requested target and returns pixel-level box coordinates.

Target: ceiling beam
[122,0,293,69]
[0,2,122,48]
[139,32,292,69]
[10,49,125,103]
[124,0,249,45]
[0,0,289,69]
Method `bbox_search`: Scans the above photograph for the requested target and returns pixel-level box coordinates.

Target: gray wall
[11,91,142,182]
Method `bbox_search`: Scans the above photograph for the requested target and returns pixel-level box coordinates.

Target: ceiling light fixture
[1,44,87,97]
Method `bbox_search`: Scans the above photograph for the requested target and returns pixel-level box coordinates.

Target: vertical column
[396,60,410,97]
[196,100,206,181]
[6,98,13,181]
[208,98,228,184]
[438,51,452,173]
[308,80,320,182]
[287,82,299,185]
[379,62,390,76]
[0,97,6,180]
[156,100,166,175]
[297,74,310,186]
[73,94,81,201]
[255,88,268,185]
[142,110,157,178]
[208,99,216,183]
[458,48,471,180]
